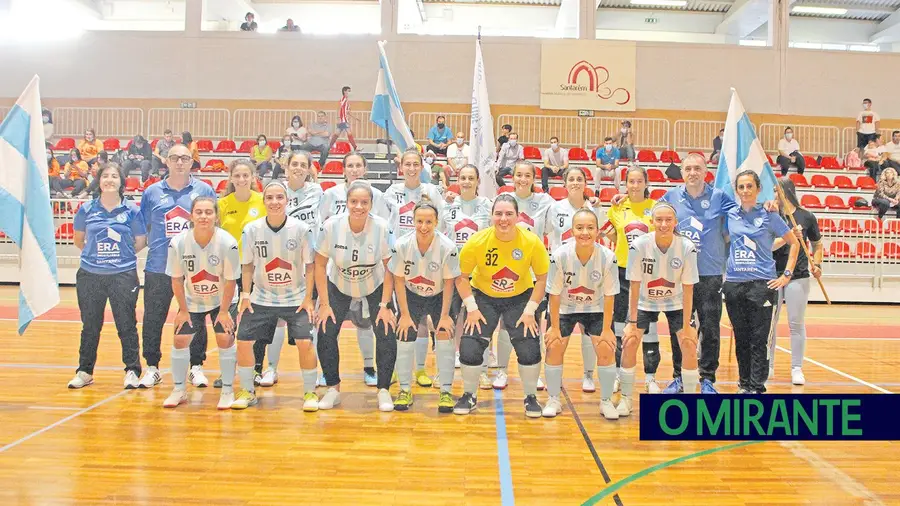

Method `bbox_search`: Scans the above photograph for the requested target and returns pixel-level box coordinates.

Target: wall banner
[540,40,636,112]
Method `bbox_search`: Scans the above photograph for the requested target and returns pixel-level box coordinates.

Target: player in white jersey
[543,209,619,418]
[232,182,318,411]
[163,197,240,410]
[620,203,700,416]
[389,202,461,413]
[315,180,398,412]
[542,166,608,393]
[316,152,388,387]
[384,150,445,387]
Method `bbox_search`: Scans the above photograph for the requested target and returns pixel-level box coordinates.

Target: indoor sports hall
[1,0,899,505]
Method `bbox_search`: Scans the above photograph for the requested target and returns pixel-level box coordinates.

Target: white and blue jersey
[626,233,699,312]
[140,177,217,273]
[316,214,392,298]
[547,242,619,314]
[440,196,492,251]
[660,185,735,277]
[724,206,790,282]
[503,191,553,239]
[287,182,324,230]
[166,228,240,313]
[383,182,444,240]
[388,232,460,297]
[74,199,146,275]
[317,182,391,225]
[543,199,607,251]
[241,216,314,307]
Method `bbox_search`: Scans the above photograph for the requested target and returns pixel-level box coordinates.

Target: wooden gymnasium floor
[0,286,897,506]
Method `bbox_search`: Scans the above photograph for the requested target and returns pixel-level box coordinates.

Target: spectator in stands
[882,130,900,172]
[251,134,274,177]
[494,132,524,187]
[776,127,805,176]
[58,148,88,196]
[864,134,886,180]
[152,129,176,179]
[124,135,152,181]
[446,132,469,175]
[873,167,900,220]
[594,136,621,193]
[426,115,452,155]
[78,129,103,165]
[710,128,724,164]
[497,124,512,152]
[272,135,293,179]
[240,12,258,31]
[856,98,880,150]
[303,111,332,168]
[47,142,62,197]
[541,136,569,192]
[617,120,635,161]
[181,131,201,170]
[280,19,299,32]
[42,108,53,141]
[287,115,307,149]
[81,152,109,198]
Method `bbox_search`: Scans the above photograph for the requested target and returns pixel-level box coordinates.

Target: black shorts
[237,303,314,342]
[451,290,463,318]
[613,266,629,323]
[466,288,534,341]
[559,312,606,338]
[400,289,457,340]
[176,305,238,335]
[637,309,684,334]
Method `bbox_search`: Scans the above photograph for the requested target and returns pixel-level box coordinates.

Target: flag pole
[773,181,832,304]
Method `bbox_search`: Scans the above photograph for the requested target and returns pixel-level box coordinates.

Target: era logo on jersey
[165,206,191,238]
[517,213,535,230]
[96,227,121,258]
[681,217,703,247]
[190,270,220,296]
[624,222,649,246]
[408,275,436,295]
[567,285,596,304]
[399,201,416,229]
[491,267,519,293]
[648,278,676,299]
[734,235,757,264]
[561,229,574,243]
[265,258,294,286]
[454,218,478,245]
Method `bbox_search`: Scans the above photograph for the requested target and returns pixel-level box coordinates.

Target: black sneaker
[453,392,477,415]
[524,394,542,418]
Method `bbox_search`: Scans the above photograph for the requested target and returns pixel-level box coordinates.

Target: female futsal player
[163,197,240,409]
[454,194,550,418]
[68,162,146,389]
[232,182,318,411]
[543,209,618,418]
[315,180,398,412]
[724,170,799,394]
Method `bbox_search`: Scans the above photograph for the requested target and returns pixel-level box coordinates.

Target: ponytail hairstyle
[413,199,439,222]
[777,177,802,212]
[513,160,537,194]
[225,158,258,196]
[492,193,519,214]
[572,207,599,228]
[624,162,650,199]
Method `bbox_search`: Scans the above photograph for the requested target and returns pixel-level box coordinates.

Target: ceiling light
[630,0,688,6]
[792,6,848,15]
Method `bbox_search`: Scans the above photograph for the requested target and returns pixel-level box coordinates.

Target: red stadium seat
[202,159,225,172]
[523,146,542,160]
[216,180,228,193]
[885,221,900,235]
[817,218,837,233]
[828,241,852,258]
[568,148,589,161]
[103,138,120,151]
[533,186,545,194]
[789,174,809,188]
[766,153,776,166]
[810,174,832,188]
[856,176,876,190]
[267,140,280,152]
[801,195,824,209]
[196,140,214,152]
[447,184,461,195]
[833,175,854,189]
[214,140,236,153]
[498,185,515,194]
[255,180,264,192]
[883,242,900,259]
[820,156,843,170]
[313,161,321,173]
[824,195,848,210]
[637,150,658,163]
[660,150,681,163]
[704,172,714,184]
[54,138,75,151]
[323,161,344,175]
[124,177,141,192]
[855,241,878,259]
[647,169,665,183]
[548,187,568,201]
[237,140,254,153]
[150,138,159,150]
[320,181,337,191]
[580,167,593,182]
[143,177,160,190]
[864,220,881,234]
[200,178,213,188]
[649,188,667,200]
[332,142,351,155]
[803,155,820,169]
[123,140,133,152]
[598,187,618,202]
[55,223,74,240]
[838,219,861,234]
[848,196,871,211]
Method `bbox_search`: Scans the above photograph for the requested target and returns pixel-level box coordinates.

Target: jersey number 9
[185,259,195,272]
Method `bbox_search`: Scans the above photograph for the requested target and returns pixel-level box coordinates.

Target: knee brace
[643,341,661,373]
[513,337,542,366]
[459,335,489,366]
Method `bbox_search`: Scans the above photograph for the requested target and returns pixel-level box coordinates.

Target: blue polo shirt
[74,199,146,275]
[661,184,735,276]
[427,125,451,144]
[724,206,790,282]
[140,177,217,273]
[595,146,620,165]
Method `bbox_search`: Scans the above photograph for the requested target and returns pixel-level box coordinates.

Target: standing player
[315,181,398,412]
[232,182,319,410]
[453,195,550,418]
[543,209,619,418]
[620,203,700,416]
[163,197,240,410]
[328,86,358,152]
[138,144,217,389]
[390,202,460,412]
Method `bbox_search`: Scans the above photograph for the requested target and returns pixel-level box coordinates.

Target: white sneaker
[479,372,493,390]
[217,391,234,410]
[319,387,341,410]
[68,371,93,389]
[616,395,633,416]
[377,388,394,412]
[488,350,499,368]
[492,371,508,390]
[582,373,596,393]
[600,399,620,420]
[542,396,562,418]
[303,392,320,412]
[189,365,209,388]
[455,351,461,369]
[124,370,140,390]
[791,367,806,385]
[316,373,327,387]
[163,388,188,408]
[138,367,161,389]
[537,377,545,391]
[645,380,661,394]
[613,376,621,393]
[259,368,278,387]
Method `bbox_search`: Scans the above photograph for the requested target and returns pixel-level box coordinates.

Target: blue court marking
[493,388,516,506]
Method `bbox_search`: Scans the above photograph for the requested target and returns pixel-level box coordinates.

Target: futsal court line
[492,389,515,506]
[780,441,886,505]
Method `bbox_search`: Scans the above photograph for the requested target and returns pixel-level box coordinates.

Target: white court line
[780,441,886,506]
[27,406,84,411]
[719,336,900,341]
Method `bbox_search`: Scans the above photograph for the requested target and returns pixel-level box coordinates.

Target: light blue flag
[0,75,60,334]
[714,88,777,204]
[371,41,415,152]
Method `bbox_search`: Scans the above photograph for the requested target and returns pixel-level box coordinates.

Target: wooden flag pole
[773,181,832,304]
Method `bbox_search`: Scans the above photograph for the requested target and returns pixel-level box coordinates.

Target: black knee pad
[513,337,542,366]
[459,335,488,366]
[643,341,661,374]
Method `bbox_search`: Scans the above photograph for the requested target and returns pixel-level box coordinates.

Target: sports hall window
[202,0,381,34]
[397,0,578,38]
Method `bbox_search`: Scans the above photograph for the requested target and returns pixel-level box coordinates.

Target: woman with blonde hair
[873,167,900,220]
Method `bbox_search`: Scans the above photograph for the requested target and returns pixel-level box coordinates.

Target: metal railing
[759,123,840,157]
[839,126,897,157]
[147,108,231,140]
[407,112,472,144]
[584,117,669,151]
[232,109,318,141]
[496,114,583,148]
[53,107,145,140]
[672,119,758,153]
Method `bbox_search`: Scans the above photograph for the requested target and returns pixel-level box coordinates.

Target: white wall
[401,3,564,37]
[747,17,879,45]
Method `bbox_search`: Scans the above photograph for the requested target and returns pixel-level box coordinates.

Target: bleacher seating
[834,175,854,189]
[54,138,75,150]
[103,138,120,151]
[660,150,680,163]
[321,181,337,191]
[197,140,214,152]
[215,140,236,153]
[637,150,658,163]
[802,194,824,209]
[331,142,352,155]
[548,187,568,201]
[568,148,589,161]
[323,161,344,175]
[523,146,541,160]
[237,140,254,153]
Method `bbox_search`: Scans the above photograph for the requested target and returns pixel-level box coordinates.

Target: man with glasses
[138,144,218,389]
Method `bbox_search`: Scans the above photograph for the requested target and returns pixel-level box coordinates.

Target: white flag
[469,38,497,199]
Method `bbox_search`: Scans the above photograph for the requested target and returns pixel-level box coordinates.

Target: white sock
[545,363,563,397]
[218,345,236,393]
[357,326,375,368]
[171,346,190,390]
[646,373,656,383]
[301,368,318,394]
[238,366,256,393]
[436,339,455,391]
[581,334,595,376]
[396,341,415,390]
[682,368,700,394]
[462,364,480,394]
[519,363,540,396]
[619,366,635,397]
[268,326,286,371]
[481,345,490,374]
[415,335,429,371]
[598,364,616,400]
[496,327,512,372]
